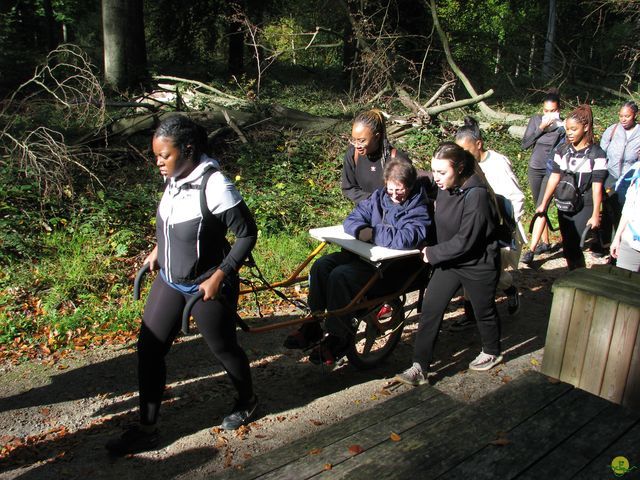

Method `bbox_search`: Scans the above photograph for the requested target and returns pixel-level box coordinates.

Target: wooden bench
[542,265,640,410]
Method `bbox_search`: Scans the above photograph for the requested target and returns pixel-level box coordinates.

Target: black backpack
[553,146,597,213]
[493,193,517,248]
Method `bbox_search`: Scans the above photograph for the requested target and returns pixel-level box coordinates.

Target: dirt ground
[0,248,611,480]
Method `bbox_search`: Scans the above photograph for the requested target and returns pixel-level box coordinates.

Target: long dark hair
[432,142,477,181]
[566,105,595,146]
[154,115,208,165]
[353,109,393,164]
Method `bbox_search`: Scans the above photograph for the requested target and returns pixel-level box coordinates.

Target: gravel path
[0,249,610,479]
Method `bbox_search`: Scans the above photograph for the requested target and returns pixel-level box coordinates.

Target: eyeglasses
[386,187,407,195]
[348,138,369,148]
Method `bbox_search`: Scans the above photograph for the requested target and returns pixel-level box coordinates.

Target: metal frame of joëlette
[134,230,427,336]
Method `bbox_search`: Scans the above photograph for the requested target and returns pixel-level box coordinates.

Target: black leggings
[558,202,593,270]
[137,275,253,425]
[412,266,501,371]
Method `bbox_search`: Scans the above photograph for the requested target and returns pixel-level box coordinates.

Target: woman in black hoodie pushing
[395,142,503,385]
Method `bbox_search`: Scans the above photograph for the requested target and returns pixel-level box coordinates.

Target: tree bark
[102,0,147,90]
[542,0,557,81]
[227,0,245,77]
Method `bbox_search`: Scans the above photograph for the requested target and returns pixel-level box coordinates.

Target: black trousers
[308,251,423,339]
[600,192,623,246]
[412,265,501,371]
[137,274,252,425]
[558,202,593,270]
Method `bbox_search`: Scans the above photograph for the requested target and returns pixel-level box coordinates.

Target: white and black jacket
[156,157,257,285]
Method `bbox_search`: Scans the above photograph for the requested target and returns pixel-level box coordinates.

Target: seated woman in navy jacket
[296,159,431,365]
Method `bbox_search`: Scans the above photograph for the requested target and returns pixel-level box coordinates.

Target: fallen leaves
[389,432,401,442]
[347,444,364,455]
[310,419,324,426]
[309,448,323,455]
[489,432,511,447]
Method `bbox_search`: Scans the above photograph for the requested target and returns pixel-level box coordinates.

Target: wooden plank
[542,287,576,379]
[438,387,612,480]
[214,385,444,480]
[328,373,574,480]
[559,290,596,386]
[257,391,460,480]
[552,272,640,307]
[623,325,640,410]
[578,296,618,395]
[517,404,640,479]
[600,305,640,404]
[574,419,640,478]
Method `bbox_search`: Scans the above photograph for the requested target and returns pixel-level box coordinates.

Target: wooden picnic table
[215,371,640,479]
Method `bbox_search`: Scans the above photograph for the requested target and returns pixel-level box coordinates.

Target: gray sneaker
[394,362,427,386]
[221,395,258,430]
[469,351,503,371]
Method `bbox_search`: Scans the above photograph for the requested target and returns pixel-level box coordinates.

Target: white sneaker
[394,362,428,386]
[469,351,503,371]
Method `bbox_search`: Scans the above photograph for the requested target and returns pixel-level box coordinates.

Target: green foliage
[232,134,350,234]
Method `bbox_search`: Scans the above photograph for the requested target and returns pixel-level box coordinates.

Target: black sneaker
[505,286,520,315]
[521,250,535,265]
[221,395,258,430]
[533,242,551,255]
[105,425,159,456]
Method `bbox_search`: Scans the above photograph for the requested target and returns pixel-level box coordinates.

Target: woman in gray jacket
[600,101,640,248]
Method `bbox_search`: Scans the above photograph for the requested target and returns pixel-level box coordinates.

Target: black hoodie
[426,173,499,272]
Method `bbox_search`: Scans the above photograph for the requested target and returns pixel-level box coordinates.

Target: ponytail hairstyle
[353,109,393,165]
[543,88,561,107]
[154,114,208,165]
[454,115,483,145]
[622,100,639,116]
[566,104,595,146]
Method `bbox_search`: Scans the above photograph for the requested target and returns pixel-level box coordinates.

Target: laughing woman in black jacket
[395,142,502,386]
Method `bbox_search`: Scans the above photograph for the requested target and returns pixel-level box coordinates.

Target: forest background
[0,0,638,362]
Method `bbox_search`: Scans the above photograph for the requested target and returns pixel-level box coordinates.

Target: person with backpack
[600,101,640,249]
[395,142,503,386]
[535,105,607,270]
[521,90,564,263]
[610,161,640,271]
[451,117,525,331]
[106,115,259,455]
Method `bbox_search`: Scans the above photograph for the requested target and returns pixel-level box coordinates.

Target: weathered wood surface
[213,372,639,479]
[543,267,640,408]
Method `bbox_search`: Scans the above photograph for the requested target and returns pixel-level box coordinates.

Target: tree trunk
[126,0,147,87]
[102,0,147,90]
[342,16,356,85]
[227,0,245,76]
[42,0,58,52]
[542,0,556,81]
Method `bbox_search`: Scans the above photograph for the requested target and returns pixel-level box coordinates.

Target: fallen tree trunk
[427,0,525,122]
